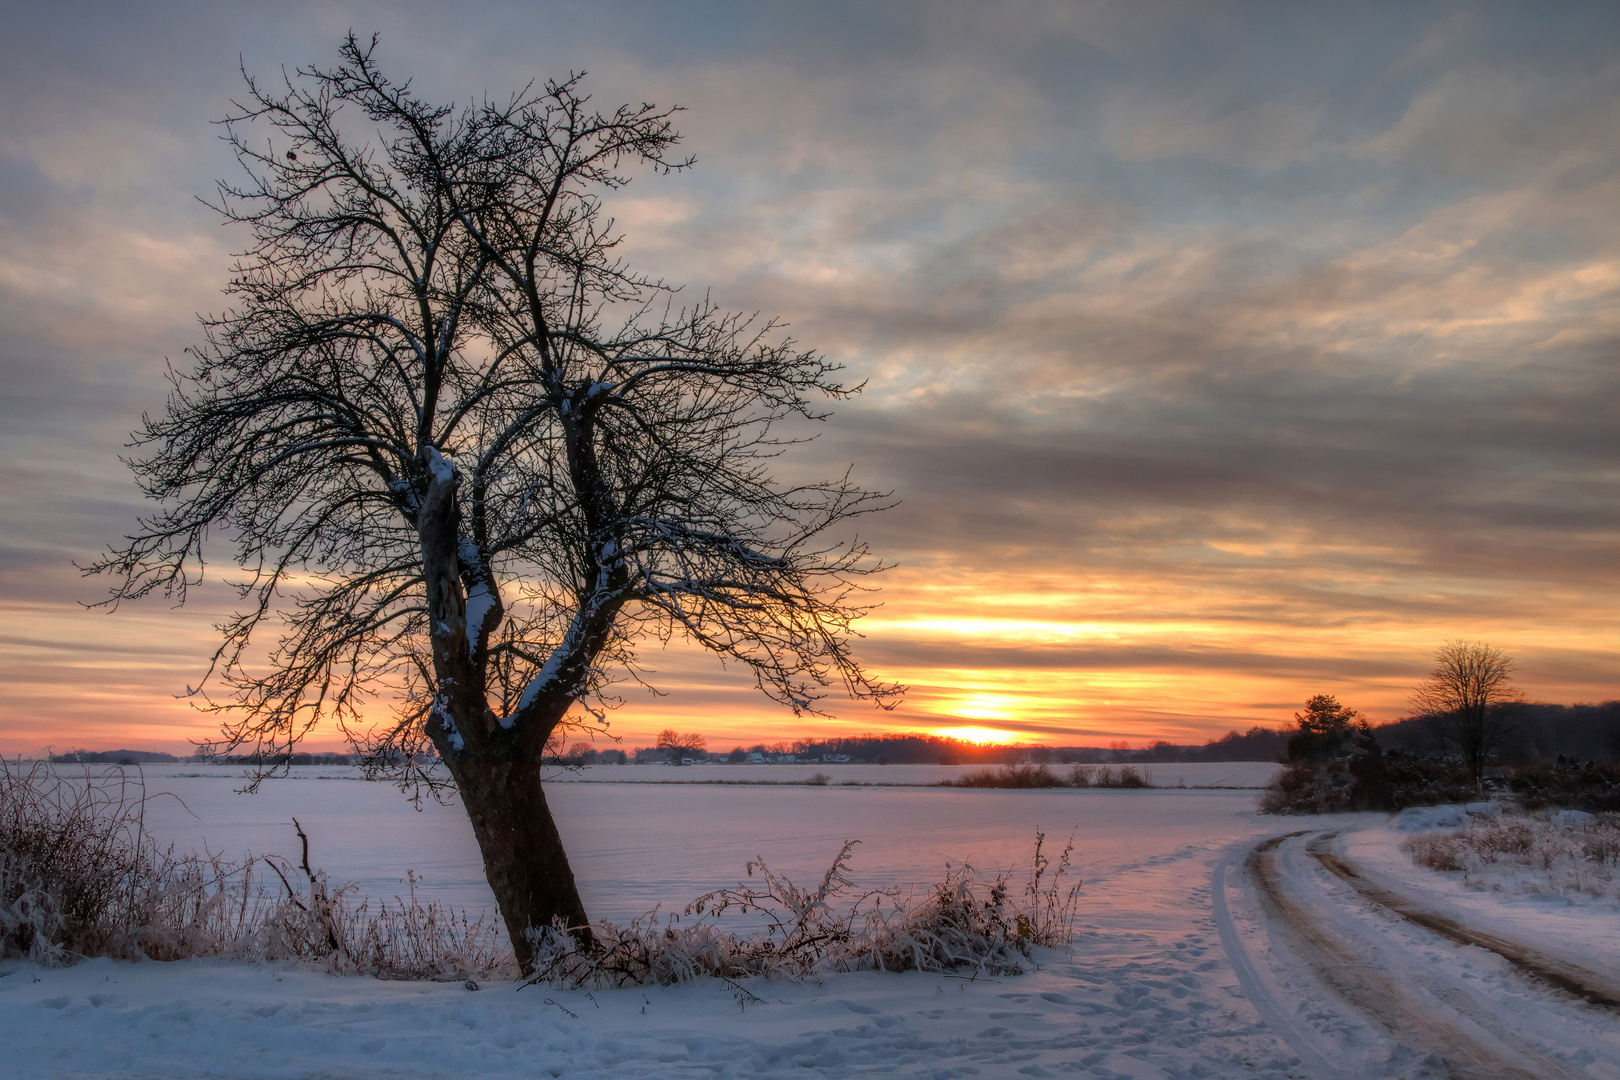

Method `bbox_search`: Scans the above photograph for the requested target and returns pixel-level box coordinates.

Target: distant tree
[1141,740,1180,763]
[1286,695,1370,761]
[88,35,898,973]
[1410,640,1525,785]
[656,730,707,762]
[727,746,747,763]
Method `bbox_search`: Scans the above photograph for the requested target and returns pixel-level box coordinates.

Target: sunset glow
[933,727,1023,746]
[0,5,1614,758]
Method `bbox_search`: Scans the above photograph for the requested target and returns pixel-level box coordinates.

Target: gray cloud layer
[0,0,1614,747]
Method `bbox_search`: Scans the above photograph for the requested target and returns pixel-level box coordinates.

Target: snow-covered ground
[1345,823,1620,984]
[4,775,1617,1078]
[543,761,1281,789]
[123,763,1279,914]
[1220,819,1620,1080]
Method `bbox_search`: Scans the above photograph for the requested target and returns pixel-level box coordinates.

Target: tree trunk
[448,751,592,974]
[415,446,595,973]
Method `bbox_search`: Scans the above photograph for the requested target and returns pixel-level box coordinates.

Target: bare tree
[655,729,706,763]
[1409,640,1524,786]
[89,34,899,972]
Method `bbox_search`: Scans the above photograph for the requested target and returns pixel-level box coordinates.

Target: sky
[0,0,1615,756]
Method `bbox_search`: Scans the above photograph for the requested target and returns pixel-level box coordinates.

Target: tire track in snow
[1211,833,1351,1080]
[1243,832,1583,1080]
[1305,832,1620,1010]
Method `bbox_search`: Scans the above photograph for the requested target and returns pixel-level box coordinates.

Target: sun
[949,693,1018,721]
[934,726,1019,745]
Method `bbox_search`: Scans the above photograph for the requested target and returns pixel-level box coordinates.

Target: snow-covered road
[3,788,1617,1078]
[1217,826,1620,1080]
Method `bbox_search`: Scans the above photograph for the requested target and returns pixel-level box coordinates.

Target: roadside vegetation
[528,833,1080,991]
[1263,743,1620,816]
[1404,812,1620,903]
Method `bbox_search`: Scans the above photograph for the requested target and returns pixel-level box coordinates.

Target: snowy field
[542,761,1282,789]
[107,762,1280,916]
[3,769,1618,1079]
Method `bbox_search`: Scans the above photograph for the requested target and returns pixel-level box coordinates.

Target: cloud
[1098,93,1330,171]
[0,1,1614,752]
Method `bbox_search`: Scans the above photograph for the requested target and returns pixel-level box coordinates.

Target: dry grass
[1403,812,1620,901]
[0,759,512,979]
[4,759,1083,990]
[527,832,1082,990]
[1069,765,1150,789]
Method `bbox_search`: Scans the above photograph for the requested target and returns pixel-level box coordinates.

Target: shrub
[1106,765,1149,789]
[526,833,1082,989]
[1504,762,1620,812]
[1259,749,1476,814]
[941,763,1152,790]
[0,758,256,964]
[941,764,1066,789]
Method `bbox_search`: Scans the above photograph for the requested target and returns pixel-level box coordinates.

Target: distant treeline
[48,749,183,764]
[792,733,1027,765]
[42,702,1620,769]
[1055,703,1620,766]
[48,749,361,766]
[693,730,1294,765]
[1372,701,1620,763]
[1097,701,1620,766]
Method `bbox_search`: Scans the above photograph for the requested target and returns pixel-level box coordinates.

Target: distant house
[746,752,766,763]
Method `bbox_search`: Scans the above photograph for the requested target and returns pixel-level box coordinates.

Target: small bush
[1068,765,1152,788]
[1105,765,1149,789]
[940,763,1152,790]
[942,764,1066,789]
[805,772,831,786]
[0,758,259,964]
[527,833,1082,989]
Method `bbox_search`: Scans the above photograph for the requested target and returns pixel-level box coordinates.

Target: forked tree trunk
[444,749,591,974]
[416,446,597,973]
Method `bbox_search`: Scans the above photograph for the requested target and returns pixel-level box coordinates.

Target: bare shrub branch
[526,833,1081,989]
